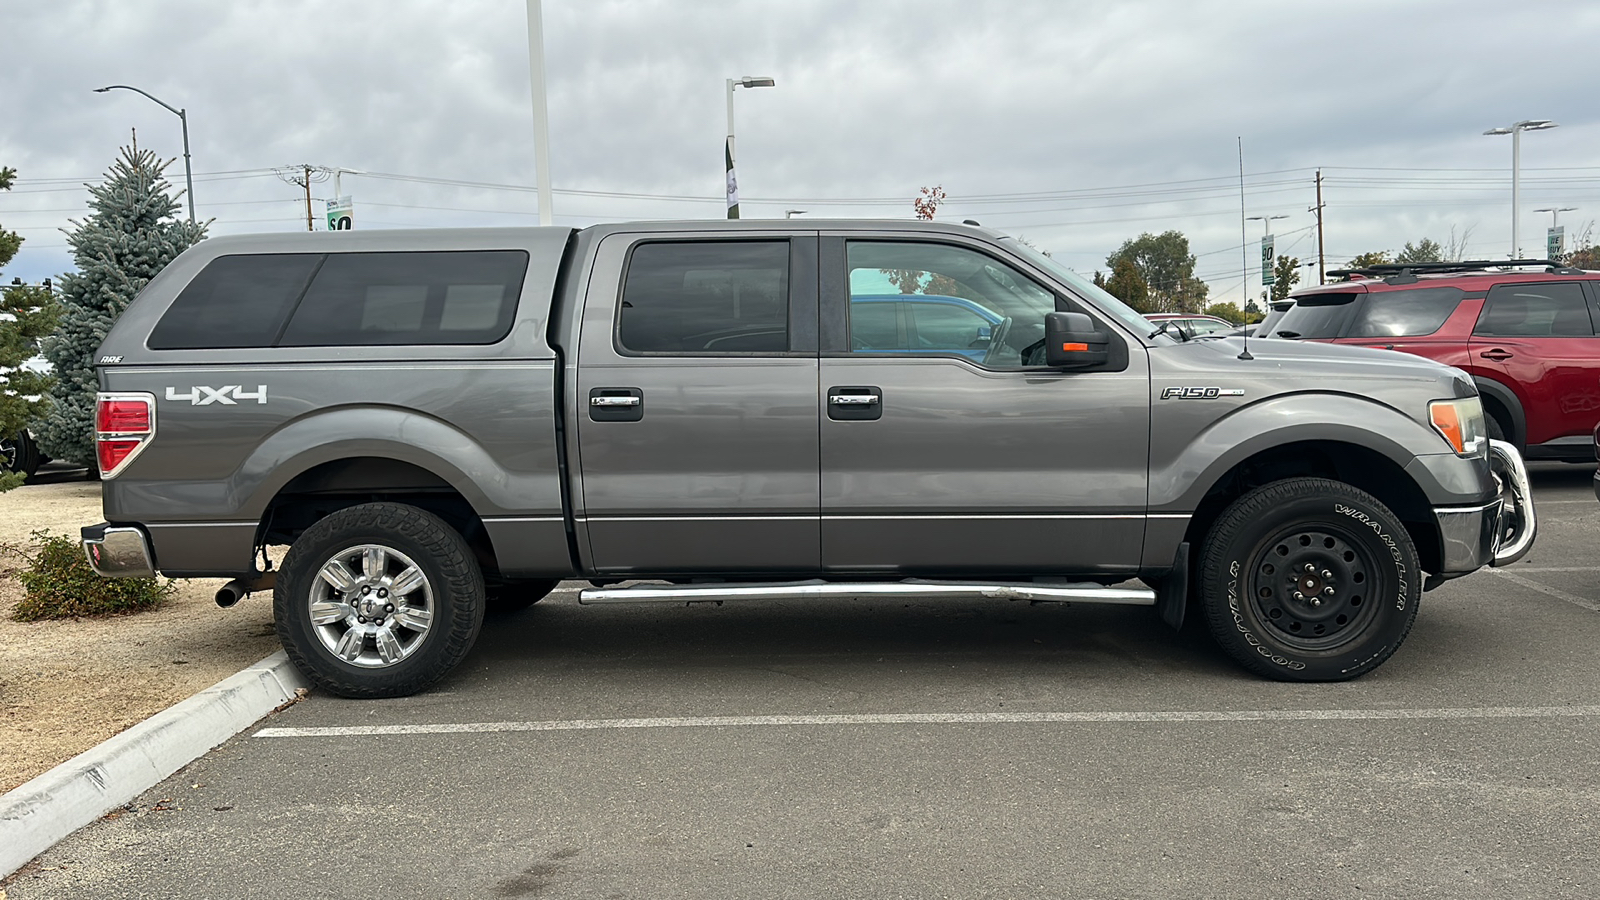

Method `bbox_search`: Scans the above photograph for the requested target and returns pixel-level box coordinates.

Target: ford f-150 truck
[79,220,1535,697]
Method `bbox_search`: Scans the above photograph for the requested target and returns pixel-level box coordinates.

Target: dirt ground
[0,469,280,793]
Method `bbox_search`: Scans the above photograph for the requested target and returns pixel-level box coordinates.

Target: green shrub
[6,531,173,621]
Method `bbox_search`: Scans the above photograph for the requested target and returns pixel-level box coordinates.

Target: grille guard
[1488,439,1536,566]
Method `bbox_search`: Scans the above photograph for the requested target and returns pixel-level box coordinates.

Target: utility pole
[301,164,313,231]
[1312,169,1326,284]
[274,164,331,232]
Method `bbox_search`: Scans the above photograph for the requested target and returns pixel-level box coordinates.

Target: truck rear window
[148,254,322,349]
[148,250,529,350]
[617,241,790,354]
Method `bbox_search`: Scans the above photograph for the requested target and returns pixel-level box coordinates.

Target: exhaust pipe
[215,581,248,608]
[215,571,277,608]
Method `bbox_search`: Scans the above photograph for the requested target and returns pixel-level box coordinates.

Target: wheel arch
[1472,375,1526,450]
[1180,440,1443,576]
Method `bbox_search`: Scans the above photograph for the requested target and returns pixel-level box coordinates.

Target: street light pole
[94,84,195,224]
[1484,119,1559,259]
[1246,214,1288,304]
[725,76,775,219]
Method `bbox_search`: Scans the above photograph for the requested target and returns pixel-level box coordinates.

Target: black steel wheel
[1198,477,1420,681]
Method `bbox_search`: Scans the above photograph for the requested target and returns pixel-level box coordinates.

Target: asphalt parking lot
[8,464,1599,899]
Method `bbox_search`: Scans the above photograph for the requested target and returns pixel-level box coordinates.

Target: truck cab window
[846,241,1055,367]
[617,241,790,354]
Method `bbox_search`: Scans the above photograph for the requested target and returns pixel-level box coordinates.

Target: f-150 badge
[165,385,268,405]
[1160,386,1244,399]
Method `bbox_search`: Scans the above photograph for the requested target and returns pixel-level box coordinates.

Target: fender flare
[234,406,518,520]
[1152,393,1476,512]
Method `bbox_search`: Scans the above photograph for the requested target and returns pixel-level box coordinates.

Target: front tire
[275,502,485,698]
[1198,478,1420,681]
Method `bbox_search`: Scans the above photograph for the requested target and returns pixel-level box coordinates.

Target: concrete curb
[0,650,308,878]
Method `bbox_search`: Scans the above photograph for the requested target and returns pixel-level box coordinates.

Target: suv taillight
[95,393,156,477]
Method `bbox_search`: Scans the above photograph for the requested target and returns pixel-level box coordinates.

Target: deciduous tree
[1105,231,1207,312]
[1270,254,1300,303]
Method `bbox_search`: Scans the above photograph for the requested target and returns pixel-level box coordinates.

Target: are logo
[164,385,268,406]
[1160,386,1245,400]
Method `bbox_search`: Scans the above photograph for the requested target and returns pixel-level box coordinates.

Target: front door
[1468,280,1600,448]
[818,236,1151,576]
[575,234,820,575]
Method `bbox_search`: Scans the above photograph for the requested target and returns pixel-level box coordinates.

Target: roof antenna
[1238,312,1254,360]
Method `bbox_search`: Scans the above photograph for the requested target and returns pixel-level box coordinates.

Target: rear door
[1469,280,1600,447]
[817,235,1150,576]
[574,233,821,575]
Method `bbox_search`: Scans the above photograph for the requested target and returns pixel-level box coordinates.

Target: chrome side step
[578,579,1155,606]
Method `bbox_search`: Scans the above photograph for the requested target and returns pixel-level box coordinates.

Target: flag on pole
[726,138,740,219]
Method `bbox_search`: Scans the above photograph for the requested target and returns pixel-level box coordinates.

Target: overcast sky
[3,0,1598,303]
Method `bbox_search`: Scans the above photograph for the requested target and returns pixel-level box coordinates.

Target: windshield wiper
[1273,330,1302,339]
[1147,320,1190,342]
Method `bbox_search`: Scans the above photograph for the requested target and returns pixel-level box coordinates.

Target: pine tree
[0,166,62,491]
[36,143,206,468]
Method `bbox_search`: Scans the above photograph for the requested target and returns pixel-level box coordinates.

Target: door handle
[1480,349,1513,361]
[588,387,643,422]
[829,394,880,406]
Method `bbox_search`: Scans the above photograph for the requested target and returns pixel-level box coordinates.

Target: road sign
[1261,235,1276,286]
[326,196,353,231]
[1548,226,1564,260]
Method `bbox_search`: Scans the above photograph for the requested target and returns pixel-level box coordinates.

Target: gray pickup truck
[80,220,1535,697]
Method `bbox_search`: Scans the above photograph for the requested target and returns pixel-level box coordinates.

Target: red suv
[1270,260,1600,461]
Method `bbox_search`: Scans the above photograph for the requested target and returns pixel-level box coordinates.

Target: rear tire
[275,502,485,698]
[1197,478,1420,681]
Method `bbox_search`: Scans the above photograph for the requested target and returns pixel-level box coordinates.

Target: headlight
[1429,397,1487,457]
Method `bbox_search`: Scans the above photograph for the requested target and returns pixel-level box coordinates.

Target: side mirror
[1044,312,1109,368]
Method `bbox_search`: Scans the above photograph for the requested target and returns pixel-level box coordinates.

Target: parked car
[80,221,1533,697]
[1271,259,1600,460]
[1144,312,1236,338]
[0,430,43,478]
[850,293,1004,361]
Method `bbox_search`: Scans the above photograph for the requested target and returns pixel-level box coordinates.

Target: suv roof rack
[1327,259,1584,284]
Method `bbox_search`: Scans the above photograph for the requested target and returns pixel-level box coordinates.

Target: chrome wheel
[308,543,435,669]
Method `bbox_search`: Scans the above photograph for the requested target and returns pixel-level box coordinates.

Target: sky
[3,0,1598,305]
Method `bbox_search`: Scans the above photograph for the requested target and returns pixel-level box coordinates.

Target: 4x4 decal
[164,385,268,405]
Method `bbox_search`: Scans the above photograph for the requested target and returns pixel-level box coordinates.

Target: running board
[578,579,1155,606]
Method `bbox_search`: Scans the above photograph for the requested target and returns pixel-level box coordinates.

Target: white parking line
[253,705,1600,738]
[1488,568,1600,612]
[1501,566,1600,573]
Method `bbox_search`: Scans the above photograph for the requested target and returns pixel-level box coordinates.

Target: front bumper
[81,523,157,578]
[1433,439,1536,574]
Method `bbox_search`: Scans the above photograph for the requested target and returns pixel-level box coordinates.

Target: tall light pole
[726,76,775,219]
[525,0,554,225]
[1484,119,1559,259]
[94,84,195,224]
[1246,214,1288,305]
[1535,206,1577,259]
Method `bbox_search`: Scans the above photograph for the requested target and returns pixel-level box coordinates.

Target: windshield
[1270,292,1360,339]
[1001,238,1172,343]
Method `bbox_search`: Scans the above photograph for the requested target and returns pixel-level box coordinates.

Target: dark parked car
[1271,260,1600,460]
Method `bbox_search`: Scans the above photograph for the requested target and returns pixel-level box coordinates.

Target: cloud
[3,0,1596,295]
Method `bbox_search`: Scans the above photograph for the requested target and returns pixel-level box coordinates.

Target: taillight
[95,393,156,478]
